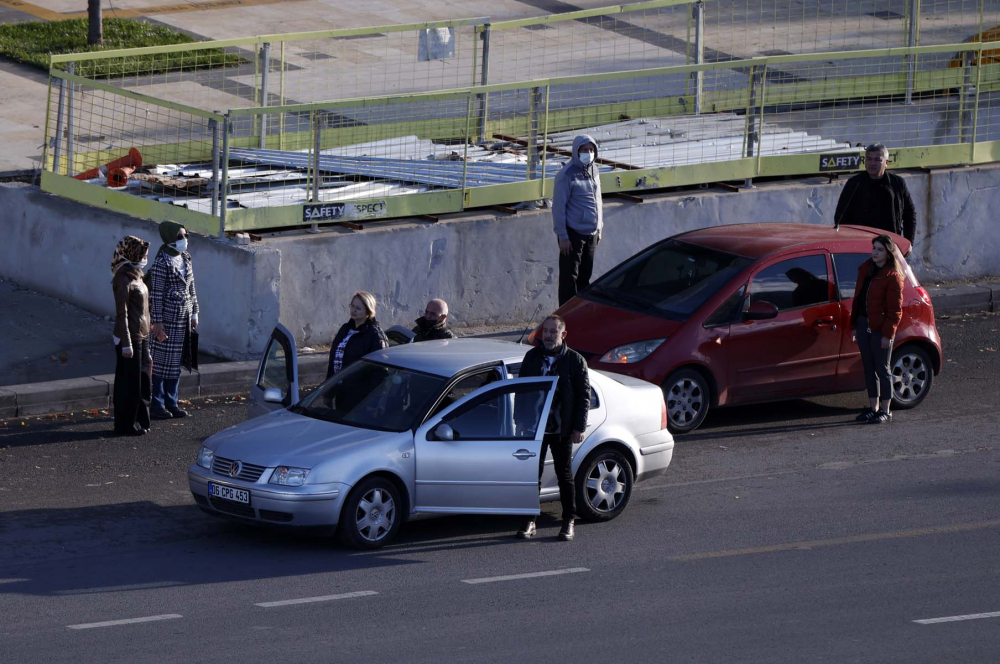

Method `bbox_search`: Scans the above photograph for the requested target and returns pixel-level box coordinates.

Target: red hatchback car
[554,223,942,433]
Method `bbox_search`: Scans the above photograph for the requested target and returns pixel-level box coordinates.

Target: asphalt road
[1,313,998,663]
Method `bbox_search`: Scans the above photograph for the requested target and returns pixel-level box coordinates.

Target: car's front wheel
[891,343,934,409]
[663,368,710,433]
[338,476,402,550]
[575,448,634,522]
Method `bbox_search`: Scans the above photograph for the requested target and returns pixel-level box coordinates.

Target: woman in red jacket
[850,234,905,424]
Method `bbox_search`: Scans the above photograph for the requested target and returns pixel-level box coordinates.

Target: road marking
[670,520,1000,562]
[462,567,590,585]
[255,590,378,607]
[914,611,1000,625]
[67,614,183,630]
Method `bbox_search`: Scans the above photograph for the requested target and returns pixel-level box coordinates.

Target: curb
[928,283,994,315]
[0,285,994,418]
[0,354,328,418]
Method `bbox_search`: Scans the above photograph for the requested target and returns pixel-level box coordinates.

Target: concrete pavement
[0,0,614,175]
[0,272,994,417]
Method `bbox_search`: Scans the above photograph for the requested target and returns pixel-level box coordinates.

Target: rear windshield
[583,239,753,320]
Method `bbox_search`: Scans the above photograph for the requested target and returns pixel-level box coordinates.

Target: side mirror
[432,423,455,441]
[263,387,284,404]
[746,301,779,321]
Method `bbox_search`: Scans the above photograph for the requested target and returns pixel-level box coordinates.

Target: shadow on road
[679,397,862,442]
[0,502,570,596]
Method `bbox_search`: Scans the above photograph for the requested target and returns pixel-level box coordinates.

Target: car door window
[431,369,502,417]
[704,284,748,327]
[750,255,832,312]
[442,383,549,440]
[832,253,870,300]
[257,336,290,399]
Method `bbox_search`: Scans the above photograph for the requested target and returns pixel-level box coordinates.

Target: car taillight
[916,286,932,305]
[661,396,668,430]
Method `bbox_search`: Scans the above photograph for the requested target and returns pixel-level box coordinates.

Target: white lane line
[255,590,378,607]
[462,567,590,585]
[67,614,183,630]
[914,610,1000,625]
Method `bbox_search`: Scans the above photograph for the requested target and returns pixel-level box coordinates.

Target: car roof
[675,223,907,259]
[364,338,528,377]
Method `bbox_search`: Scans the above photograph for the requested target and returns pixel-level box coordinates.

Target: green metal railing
[39,1,1000,235]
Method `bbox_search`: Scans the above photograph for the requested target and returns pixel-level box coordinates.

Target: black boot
[558,519,574,541]
[516,519,537,539]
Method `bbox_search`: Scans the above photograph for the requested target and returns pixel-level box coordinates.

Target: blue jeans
[152,375,180,411]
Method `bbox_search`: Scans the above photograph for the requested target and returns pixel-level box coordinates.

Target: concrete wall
[0,183,280,360]
[2,163,998,355]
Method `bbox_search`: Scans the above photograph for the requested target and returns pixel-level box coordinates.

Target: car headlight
[599,338,666,364]
[197,446,215,469]
[269,466,310,486]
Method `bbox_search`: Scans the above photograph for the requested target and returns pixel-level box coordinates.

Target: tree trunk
[87,0,103,46]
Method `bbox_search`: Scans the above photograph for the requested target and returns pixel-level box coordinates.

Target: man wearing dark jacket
[412,298,455,342]
[515,314,590,542]
[834,143,916,243]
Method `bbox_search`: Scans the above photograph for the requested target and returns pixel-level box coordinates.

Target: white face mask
[135,258,148,270]
[173,238,188,253]
[578,151,595,165]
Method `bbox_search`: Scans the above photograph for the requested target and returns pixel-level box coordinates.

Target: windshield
[586,239,753,320]
[290,360,447,432]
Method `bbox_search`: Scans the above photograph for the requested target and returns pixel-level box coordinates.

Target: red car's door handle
[814,316,837,330]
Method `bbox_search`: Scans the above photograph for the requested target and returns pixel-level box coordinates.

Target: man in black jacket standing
[516,314,590,542]
[412,298,455,342]
[834,143,916,243]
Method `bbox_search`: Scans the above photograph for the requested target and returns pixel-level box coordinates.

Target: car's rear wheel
[574,448,634,522]
[890,344,933,409]
[663,368,710,433]
[338,476,402,550]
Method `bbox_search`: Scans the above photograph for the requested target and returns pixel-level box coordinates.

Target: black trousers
[538,433,575,521]
[558,229,599,306]
[114,339,151,435]
[855,316,893,401]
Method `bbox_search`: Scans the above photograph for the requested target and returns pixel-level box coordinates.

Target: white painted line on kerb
[462,567,590,585]
[914,610,1000,625]
[67,614,183,630]
[255,590,378,608]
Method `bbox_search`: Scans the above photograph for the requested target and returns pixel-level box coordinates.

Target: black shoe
[167,407,188,418]
[869,410,892,424]
[855,408,877,423]
[150,408,173,420]
[516,519,537,539]
[558,519,575,541]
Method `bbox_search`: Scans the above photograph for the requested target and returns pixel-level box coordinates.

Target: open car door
[413,376,557,515]
[248,324,299,419]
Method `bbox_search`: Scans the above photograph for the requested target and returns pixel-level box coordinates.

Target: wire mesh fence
[39,1,1000,233]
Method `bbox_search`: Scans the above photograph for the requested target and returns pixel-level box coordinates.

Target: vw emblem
[229,460,243,478]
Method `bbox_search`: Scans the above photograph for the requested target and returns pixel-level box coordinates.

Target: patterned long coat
[149,250,199,380]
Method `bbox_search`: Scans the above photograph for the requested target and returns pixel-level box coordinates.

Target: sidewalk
[0,275,993,418]
[0,0,609,175]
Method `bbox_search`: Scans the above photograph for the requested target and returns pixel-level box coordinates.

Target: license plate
[208,482,250,504]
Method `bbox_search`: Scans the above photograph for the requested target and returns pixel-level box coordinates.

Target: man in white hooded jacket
[552,135,603,305]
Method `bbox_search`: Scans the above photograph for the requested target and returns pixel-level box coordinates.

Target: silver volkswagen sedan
[188,325,674,549]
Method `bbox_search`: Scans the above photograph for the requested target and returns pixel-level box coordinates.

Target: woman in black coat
[326,291,389,380]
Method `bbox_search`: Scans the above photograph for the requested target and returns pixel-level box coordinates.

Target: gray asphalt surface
[1,313,998,663]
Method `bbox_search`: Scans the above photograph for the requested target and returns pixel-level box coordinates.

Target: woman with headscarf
[326,291,388,380]
[148,222,199,420]
[111,235,152,436]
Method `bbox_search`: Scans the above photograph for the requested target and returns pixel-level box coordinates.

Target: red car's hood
[558,296,684,357]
